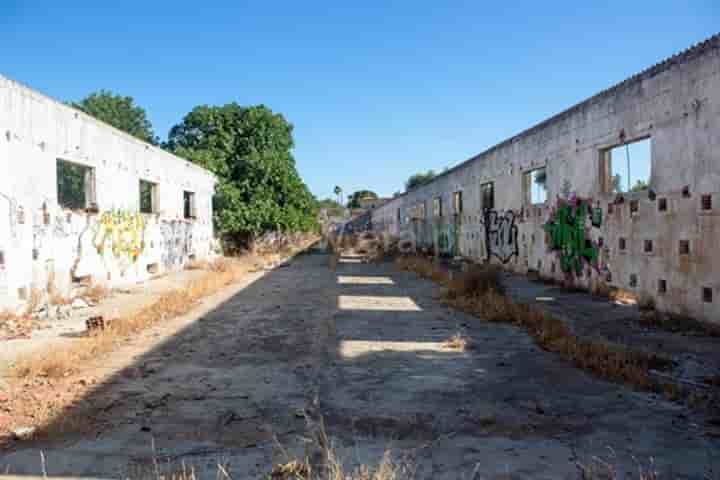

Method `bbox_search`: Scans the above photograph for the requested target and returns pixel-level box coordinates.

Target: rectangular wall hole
[658,198,668,212]
[57,159,96,209]
[643,239,653,253]
[604,137,651,194]
[183,191,197,219]
[658,279,667,294]
[701,194,712,211]
[679,240,690,255]
[703,287,713,303]
[524,167,547,204]
[619,238,627,251]
[629,274,638,288]
[140,180,159,214]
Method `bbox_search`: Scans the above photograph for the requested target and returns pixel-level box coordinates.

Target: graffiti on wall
[433,219,461,257]
[93,210,146,262]
[160,220,194,270]
[482,209,519,263]
[544,197,600,275]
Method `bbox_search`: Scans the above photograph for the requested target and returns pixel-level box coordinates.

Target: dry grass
[395,256,449,284]
[49,292,71,306]
[24,288,43,315]
[449,288,670,389]
[0,310,34,340]
[83,283,110,304]
[638,310,720,337]
[442,332,471,351]
[398,255,673,393]
[8,234,320,383]
[184,259,210,270]
[445,265,504,299]
[271,418,411,480]
[10,257,258,380]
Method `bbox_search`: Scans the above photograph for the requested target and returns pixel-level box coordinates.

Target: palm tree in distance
[333,185,343,207]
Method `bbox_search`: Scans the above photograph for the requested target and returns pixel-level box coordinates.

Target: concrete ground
[2,250,719,478]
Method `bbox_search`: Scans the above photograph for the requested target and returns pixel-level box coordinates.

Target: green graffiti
[544,200,598,275]
[433,220,459,257]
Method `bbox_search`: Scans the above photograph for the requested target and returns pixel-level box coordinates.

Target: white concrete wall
[0,75,217,310]
[372,34,720,323]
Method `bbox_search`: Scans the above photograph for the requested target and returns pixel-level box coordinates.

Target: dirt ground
[0,269,212,366]
[2,249,720,478]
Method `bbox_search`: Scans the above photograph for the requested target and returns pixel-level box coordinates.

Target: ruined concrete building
[372,34,720,322]
[0,75,217,310]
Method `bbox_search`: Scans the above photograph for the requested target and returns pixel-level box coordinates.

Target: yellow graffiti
[93,210,146,261]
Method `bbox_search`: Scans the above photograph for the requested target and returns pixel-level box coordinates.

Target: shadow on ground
[2,250,719,479]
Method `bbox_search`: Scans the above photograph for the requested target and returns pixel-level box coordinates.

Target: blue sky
[1,2,717,200]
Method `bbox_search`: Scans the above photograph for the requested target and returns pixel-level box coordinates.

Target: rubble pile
[0,312,34,340]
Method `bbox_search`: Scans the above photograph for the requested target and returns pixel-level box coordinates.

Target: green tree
[630,179,650,192]
[346,190,378,209]
[317,198,345,218]
[71,90,158,144]
[333,185,343,206]
[405,170,436,191]
[167,103,318,244]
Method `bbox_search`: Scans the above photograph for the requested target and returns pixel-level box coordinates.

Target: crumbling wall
[372,35,720,323]
[0,75,217,311]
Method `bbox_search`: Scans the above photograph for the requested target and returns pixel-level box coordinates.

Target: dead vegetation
[271,418,412,480]
[11,257,253,380]
[82,283,110,304]
[395,256,448,284]
[9,238,313,383]
[0,310,34,340]
[396,255,674,394]
[1,237,318,444]
[441,332,471,351]
[638,310,720,337]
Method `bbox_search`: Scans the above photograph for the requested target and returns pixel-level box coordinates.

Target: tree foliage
[167,103,318,242]
[346,190,378,209]
[72,90,158,144]
[317,198,345,218]
[405,170,436,191]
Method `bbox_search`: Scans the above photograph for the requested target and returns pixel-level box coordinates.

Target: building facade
[0,75,217,311]
[372,34,720,323]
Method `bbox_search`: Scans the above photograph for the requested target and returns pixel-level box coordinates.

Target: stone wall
[372,34,720,323]
[0,75,217,311]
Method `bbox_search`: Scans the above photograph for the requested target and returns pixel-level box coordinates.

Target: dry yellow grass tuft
[445,265,504,299]
[395,256,449,284]
[9,235,318,383]
[10,257,256,380]
[442,332,471,351]
[83,283,110,304]
[399,255,673,393]
[272,417,410,480]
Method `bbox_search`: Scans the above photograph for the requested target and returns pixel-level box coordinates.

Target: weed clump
[399,255,673,392]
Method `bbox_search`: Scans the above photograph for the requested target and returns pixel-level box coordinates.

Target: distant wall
[372,35,720,323]
[0,75,217,310]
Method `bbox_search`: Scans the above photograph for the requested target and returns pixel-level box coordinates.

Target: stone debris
[0,312,34,340]
[11,426,36,441]
[86,315,109,332]
[72,297,90,309]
